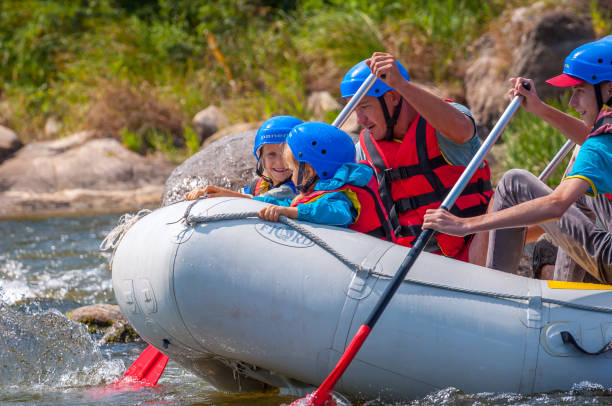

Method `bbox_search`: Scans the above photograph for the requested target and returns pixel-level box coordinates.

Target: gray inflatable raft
[112,197,612,401]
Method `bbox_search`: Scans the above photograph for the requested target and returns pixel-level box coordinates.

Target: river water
[1,214,611,405]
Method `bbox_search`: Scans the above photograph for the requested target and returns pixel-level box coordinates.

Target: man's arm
[367,52,474,143]
[422,177,589,236]
[509,77,589,145]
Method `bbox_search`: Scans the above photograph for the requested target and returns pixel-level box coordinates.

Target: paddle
[100,73,379,394]
[538,139,575,182]
[291,83,531,406]
[85,345,169,398]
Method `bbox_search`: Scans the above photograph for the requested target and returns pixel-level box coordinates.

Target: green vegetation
[504,95,577,187]
[0,0,608,181]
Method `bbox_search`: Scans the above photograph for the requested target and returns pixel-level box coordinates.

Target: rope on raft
[99,209,152,270]
[183,199,370,273]
[184,198,612,315]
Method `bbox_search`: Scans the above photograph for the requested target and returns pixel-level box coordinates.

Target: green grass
[503,94,578,187]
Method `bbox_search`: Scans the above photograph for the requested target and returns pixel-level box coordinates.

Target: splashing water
[0,301,124,389]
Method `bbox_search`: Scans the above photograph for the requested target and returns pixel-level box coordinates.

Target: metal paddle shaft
[332,73,376,128]
[300,83,531,406]
[538,139,575,182]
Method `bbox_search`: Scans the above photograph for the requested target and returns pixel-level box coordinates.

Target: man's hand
[258,205,298,222]
[367,52,405,89]
[422,208,471,237]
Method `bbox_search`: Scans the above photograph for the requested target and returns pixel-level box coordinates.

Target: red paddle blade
[289,391,336,406]
[290,325,371,406]
[85,345,169,399]
[119,345,169,386]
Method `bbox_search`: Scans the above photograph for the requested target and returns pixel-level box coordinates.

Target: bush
[87,81,184,153]
[503,95,577,187]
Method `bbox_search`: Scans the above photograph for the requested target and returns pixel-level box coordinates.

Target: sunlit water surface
[1,215,611,405]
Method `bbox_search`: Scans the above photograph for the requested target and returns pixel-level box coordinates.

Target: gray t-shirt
[355,102,481,165]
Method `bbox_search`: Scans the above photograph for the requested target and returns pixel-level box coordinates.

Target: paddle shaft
[538,139,575,182]
[332,73,376,128]
[309,84,529,405]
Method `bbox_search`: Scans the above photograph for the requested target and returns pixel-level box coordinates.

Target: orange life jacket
[291,171,395,241]
[359,114,493,259]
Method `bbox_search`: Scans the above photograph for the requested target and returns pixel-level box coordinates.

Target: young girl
[185,116,302,201]
[255,122,395,241]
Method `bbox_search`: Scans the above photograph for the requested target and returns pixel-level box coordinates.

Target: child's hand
[185,185,249,200]
[185,188,207,200]
[258,205,298,221]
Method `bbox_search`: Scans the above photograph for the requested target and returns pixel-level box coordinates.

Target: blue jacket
[253,163,374,227]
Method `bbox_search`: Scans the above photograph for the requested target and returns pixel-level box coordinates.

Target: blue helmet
[340,59,410,98]
[253,116,304,160]
[286,122,356,180]
[547,35,612,86]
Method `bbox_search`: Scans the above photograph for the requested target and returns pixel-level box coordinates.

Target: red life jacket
[359,114,493,259]
[291,170,396,241]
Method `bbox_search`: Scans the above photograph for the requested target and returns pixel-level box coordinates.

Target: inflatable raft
[111,197,612,401]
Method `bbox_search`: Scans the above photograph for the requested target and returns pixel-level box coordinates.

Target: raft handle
[561,331,612,356]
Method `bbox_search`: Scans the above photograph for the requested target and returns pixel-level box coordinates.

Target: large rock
[510,11,595,100]
[163,130,256,206]
[0,125,22,163]
[192,105,229,144]
[201,122,260,148]
[307,91,341,121]
[465,5,595,136]
[0,131,174,218]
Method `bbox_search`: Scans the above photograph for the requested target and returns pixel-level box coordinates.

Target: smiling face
[569,82,612,128]
[260,143,292,185]
[569,83,599,128]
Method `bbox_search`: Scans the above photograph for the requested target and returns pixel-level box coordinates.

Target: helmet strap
[296,161,319,194]
[377,96,403,141]
[595,83,605,112]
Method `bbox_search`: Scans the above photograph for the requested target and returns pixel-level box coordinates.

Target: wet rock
[162,130,256,206]
[68,303,139,343]
[465,5,595,136]
[193,105,229,144]
[307,91,341,121]
[0,125,22,163]
[0,131,174,218]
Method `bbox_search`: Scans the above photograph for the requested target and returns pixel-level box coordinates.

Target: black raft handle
[561,331,612,356]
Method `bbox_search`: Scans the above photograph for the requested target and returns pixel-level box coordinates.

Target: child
[185,115,302,201]
[423,35,612,282]
[255,121,395,241]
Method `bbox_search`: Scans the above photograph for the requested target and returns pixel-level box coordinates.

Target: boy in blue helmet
[185,116,301,201]
[255,122,394,239]
[341,52,492,262]
[423,36,612,283]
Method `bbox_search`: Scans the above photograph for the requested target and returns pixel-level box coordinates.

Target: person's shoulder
[446,101,473,118]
